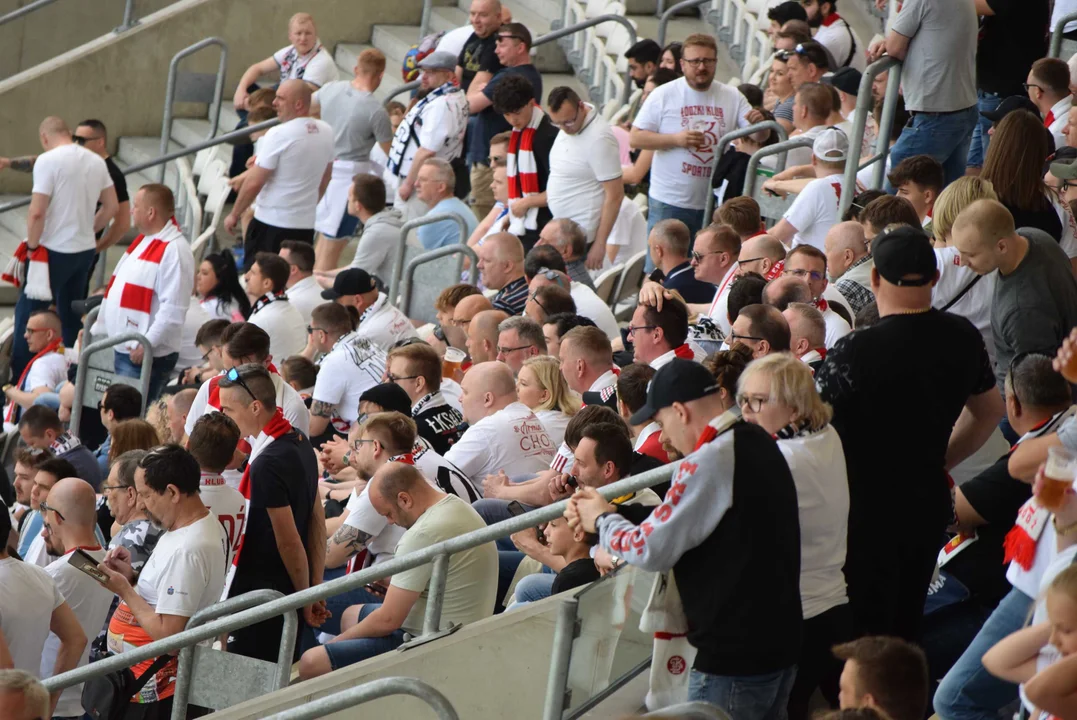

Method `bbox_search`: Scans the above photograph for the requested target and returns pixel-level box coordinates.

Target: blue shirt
[417,197,479,250]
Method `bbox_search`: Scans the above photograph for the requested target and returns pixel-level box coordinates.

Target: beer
[1039,446,1077,511]
[442,347,466,381]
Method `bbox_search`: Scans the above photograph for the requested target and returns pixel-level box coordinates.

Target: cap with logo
[322,267,377,300]
[824,67,861,97]
[812,126,849,163]
[871,224,937,287]
[417,51,458,71]
[629,359,720,425]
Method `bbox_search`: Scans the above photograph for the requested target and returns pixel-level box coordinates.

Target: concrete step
[115,137,181,187]
[0,196,28,240]
[372,24,425,69]
[446,0,571,72]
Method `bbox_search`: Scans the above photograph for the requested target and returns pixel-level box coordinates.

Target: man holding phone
[39,478,114,720]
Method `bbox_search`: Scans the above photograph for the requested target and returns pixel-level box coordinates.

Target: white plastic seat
[190,171,231,259]
[592,263,624,305]
[196,159,228,197]
[174,157,203,239]
[612,250,648,308]
[595,2,625,38]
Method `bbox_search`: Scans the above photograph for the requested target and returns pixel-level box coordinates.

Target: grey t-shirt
[350,207,404,285]
[992,227,1077,390]
[315,82,394,163]
[890,0,977,113]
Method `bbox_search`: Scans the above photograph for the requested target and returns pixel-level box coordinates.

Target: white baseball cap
[812,126,849,162]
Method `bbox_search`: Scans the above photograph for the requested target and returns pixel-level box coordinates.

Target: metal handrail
[171,589,296,720]
[0,0,137,31]
[265,677,459,720]
[742,137,811,198]
[69,331,152,437]
[43,461,676,695]
[657,0,710,48]
[386,80,421,103]
[388,213,471,304]
[839,55,903,217]
[702,120,788,221]
[158,37,229,183]
[399,244,479,317]
[1051,11,1077,58]
[541,14,637,107]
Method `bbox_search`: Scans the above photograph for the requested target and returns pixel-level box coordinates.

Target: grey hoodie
[350,207,405,286]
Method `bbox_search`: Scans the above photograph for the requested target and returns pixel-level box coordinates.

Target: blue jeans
[113,350,179,403]
[322,585,384,637]
[12,247,96,379]
[646,197,706,273]
[689,666,797,720]
[888,106,979,190]
[514,572,556,603]
[933,587,1031,720]
[322,603,406,670]
[967,91,1001,169]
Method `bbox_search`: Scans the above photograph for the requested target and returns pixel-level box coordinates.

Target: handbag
[82,654,173,720]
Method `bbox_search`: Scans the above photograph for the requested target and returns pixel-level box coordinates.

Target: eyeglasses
[1023,83,1043,93]
[551,105,582,129]
[23,326,50,337]
[691,250,724,263]
[626,324,657,335]
[387,372,420,383]
[99,484,128,493]
[201,345,218,363]
[307,325,326,335]
[351,438,376,452]
[224,366,257,402]
[738,256,765,266]
[682,57,717,67]
[729,332,764,344]
[784,268,825,282]
[39,500,65,523]
[497,344,534,355]
[736,394,770,412]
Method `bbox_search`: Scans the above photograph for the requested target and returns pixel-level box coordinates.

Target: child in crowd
[281,355,318,406]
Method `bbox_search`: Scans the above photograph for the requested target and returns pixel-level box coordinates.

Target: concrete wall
[0,0,429,192]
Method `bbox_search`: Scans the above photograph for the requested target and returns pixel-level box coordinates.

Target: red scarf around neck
[6,338,62,424]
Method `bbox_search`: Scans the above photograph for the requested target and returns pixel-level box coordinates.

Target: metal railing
[543,14,637,107]
[69,331,152,437]
[1052,11,1077,58]
[388,213,471,304]
[0,0,137,32]
[838,55,903,217]
[265,678,459,720]
[158,37,228,183]
[657,0,709,48]
[702,120,787,221]
[399,244,479,317]
[43,461,677,713]
[742,136,810,198]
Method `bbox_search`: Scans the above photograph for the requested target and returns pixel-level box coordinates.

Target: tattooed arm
[326,523,374,569]
[0,156,37,173]
[308,399,334,439]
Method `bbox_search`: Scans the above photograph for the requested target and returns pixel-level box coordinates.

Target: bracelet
[1054,516,1077,536]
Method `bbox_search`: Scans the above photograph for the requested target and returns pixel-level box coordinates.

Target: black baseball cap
[322,267,377,300]
[981,95,1040,125]
[358,383,413,417]
[824,67,861,96]
[629,359,720,425]
[872,224,937,287]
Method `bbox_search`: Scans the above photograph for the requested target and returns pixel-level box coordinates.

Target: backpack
[403,31,447,81]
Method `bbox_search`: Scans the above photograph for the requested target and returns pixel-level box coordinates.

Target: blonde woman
[737,352,850,720]
[516,356,581,447]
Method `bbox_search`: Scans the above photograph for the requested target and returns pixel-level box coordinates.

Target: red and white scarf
[2,242,51,301]
[5,337,63,424]
[102,220,185,350]
[506,106,544,234]
[221,408,293,599]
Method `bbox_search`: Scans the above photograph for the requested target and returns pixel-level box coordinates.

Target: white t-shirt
[313,331,387,432]
[42,548,113,717]
[1048,96,1072,152]
[787,125,828,169]
[633,78,752,210]
[784,173,845,252]
[446,402,556,482]
[822,305,851,348]
[814,15,865,71]
[546,105,623,241]
[178,301,212,371]
[273,43,337,87]
[249,298,308,360]
[604,197,648,268]
[536,409,572,448]
[186,370,311,439]
[932,245,996,365]
[286,275,324,325]
[357,293,420,351]
[32,143,113,253]
[3,350,67,428]
[254,117,335,229]
[706,262,740,335]
[570,282,621,340]
[200,476,248,567]
[0,555,64,674]
[385,88,469,185]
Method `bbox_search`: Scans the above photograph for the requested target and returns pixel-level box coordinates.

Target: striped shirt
[492,276,529,315]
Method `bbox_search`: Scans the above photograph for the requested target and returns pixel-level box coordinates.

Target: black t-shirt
[551,557,601,595]
[95,156,129,241]
[457,32,502,92]
[977,0,1049,97]
[471,64,544,165]
[230,430,318,596]
[944,452,1030,606]
[1006,199,1062,242]
[658,261,719,304]
[413,399,466,455]
[816,310,996,537]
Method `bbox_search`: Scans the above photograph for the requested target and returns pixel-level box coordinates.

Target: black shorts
[243,218,315,271]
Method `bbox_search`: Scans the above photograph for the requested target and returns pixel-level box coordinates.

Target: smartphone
[507,501,526,517]
[68,548,108,585]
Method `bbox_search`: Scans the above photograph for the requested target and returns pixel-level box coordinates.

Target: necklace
[887,307,931,316]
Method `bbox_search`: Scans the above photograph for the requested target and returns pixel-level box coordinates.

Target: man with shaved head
[951,199,1077,394]
[783,302,827,372]
[4,115,117,379]
[39,478,113,717]
[737,233,786,280]
[479,232,529,314]
[824,221,874,314]
[225,78,335,270]
[451,293,494,351]
[467,309,509,364]
[447,361,555,482]
[166,388,198,444]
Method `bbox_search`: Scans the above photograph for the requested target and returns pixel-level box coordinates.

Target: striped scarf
[5,337,63,424]
[506,106,544,234]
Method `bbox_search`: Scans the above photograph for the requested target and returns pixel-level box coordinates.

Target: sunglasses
[225,366,257,402]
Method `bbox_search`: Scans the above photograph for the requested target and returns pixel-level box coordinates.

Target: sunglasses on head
[225,366,258,402]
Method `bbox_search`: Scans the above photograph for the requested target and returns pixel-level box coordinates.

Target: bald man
[91,184,194,401]
[38,478,112,716]
[3,310,65,429]
[468,309,509,364]
[6,116,116,380]
[737,233,787,280]
[450,293,493,350]
[233,13,337,111]
[763,274,813,310]
[225,79,335,270]
[783,302,827,371]
[824,221,875,314]
[478,233,529,314]
[447,361,555,482]
[951,199,1077,393]
[167,388,199,443]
